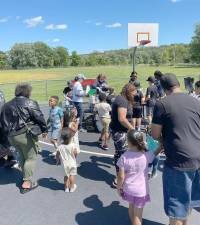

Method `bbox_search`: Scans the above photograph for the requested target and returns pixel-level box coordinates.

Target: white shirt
[94,102,111,118]
[190,93,200,101]
[72,81,85,103]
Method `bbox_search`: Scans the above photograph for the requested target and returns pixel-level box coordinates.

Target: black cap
[146,76,155,83]
[160,73,180,90]
[134,80,141,88]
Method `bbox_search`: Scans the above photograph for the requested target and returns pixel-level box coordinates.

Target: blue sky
[0,0,199,54]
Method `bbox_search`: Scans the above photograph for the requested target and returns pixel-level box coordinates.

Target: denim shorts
[163,166,200,220]
[51,128,61,140]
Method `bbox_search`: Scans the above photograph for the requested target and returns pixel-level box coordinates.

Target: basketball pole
[132,46,137,72]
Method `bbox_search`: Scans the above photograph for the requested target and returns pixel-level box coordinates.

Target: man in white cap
[72,74,87,132]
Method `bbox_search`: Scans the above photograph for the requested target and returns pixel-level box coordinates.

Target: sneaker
[49,152,57,157]
[65,188,70,193]
[79,128,87,133]
[70,184,77,193]
[101,145,109,150]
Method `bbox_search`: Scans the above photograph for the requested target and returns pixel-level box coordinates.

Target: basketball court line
[39,141,114,158]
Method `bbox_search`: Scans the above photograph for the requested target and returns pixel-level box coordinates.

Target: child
[117,130,161,225]
[190,80,200,101]
[94,93,111,150]
[132,80,145,131]
[56,128,79,193]
[145,76,159,125]
[48,96,64,156]
[63,107,80,151]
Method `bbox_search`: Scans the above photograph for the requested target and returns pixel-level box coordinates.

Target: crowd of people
[0,71,200,225]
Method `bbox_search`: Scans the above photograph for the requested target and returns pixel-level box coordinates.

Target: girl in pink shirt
[117,130,161,225]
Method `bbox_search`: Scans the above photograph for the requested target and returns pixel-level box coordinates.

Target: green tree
[70,51,81,66]
[53,47,69,66]
[190,24,200,63]
[9,43,38,69]
[0,51,7,69]
[34,42,54,67]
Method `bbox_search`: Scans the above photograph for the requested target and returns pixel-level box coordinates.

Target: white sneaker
[70,184,77,193]
[49,152,56,157]
[79,128,87,133]
[65,188,70,193]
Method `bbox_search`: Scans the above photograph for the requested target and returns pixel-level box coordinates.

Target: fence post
[45,80,48,100]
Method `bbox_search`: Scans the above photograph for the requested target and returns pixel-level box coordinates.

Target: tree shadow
[78,156,115,186]
[38,177,64,191]
[0,167,22,188]
[76,195,165,225]
[194,207,200,213]
[39,149,56,166]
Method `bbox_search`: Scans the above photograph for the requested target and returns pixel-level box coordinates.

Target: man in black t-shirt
[145,76,159,124]
[151,73,200,225]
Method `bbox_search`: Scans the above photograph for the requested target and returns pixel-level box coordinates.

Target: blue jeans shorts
[51,128,61,140]
[163,166,200,220]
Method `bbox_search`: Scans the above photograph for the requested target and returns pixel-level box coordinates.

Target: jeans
[149,155,160,174]
[73,101,83,128]
[163,166,200,220]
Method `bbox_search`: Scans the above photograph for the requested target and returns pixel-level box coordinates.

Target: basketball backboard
[128,23,159,47]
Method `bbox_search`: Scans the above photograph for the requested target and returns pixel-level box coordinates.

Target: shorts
[100,117,111,133]
[132,107,142,118]
[163,166,200,220]
[111,131,127,173]
[146,106,154,116]
[51,128,61,140]
[122,192,150,208]
[64,166,77,177]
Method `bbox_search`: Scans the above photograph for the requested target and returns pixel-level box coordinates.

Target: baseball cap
[146,76,155,83]
[74,74,86,81]
[160,73,180,90]
[134,80,141,88]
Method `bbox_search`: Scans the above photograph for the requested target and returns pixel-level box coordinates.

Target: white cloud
[95,22,103,26]
[52,38,60,43]
[16,16,21,20]
[24,16,44,28]
[85,20,92,24]
[45,24,68,30]
[170,0,181,3]
[0,17,9,23]
[106,22,122,28]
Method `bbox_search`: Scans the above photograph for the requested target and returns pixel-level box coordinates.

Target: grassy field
[0,65,200,103]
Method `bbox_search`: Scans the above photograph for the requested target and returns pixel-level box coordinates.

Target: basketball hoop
[139,40,151,46]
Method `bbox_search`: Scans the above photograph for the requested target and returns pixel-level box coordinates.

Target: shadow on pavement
[39,149,56,166]
[0,167,22,188]
[78,156,115,186]
[38,177,63,191]
[76,195,165,225]
[79,140,100,148]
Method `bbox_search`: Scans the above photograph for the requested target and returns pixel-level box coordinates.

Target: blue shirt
[49,106,64,129]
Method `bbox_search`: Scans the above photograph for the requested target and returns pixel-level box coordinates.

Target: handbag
[15,101,42,138]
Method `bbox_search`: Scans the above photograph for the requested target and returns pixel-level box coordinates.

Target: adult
[154,70,165,98]
[110,83,137,187]
[190,80,200,101]
[63,80,73,110]
[1,83,48,194]
[145,76,159,124]
[151,73,200,225]
[129,71,138,84]
[91,74,109,94]
[72,74,87,132]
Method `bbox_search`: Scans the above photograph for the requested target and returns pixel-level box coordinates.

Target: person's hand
[42,133,48,139]
[56,152,61,165]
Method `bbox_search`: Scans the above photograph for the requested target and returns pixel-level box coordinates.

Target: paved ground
[0,105,199,225]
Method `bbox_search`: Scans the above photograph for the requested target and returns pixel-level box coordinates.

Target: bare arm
[151,124,162,140]
[118,107,134,130]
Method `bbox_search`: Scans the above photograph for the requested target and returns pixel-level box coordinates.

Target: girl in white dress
[56,128,79,193]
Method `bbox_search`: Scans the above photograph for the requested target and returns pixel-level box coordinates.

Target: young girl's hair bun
[127,130,146,151]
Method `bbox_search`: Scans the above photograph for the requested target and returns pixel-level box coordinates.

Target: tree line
[0,24,200,69]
